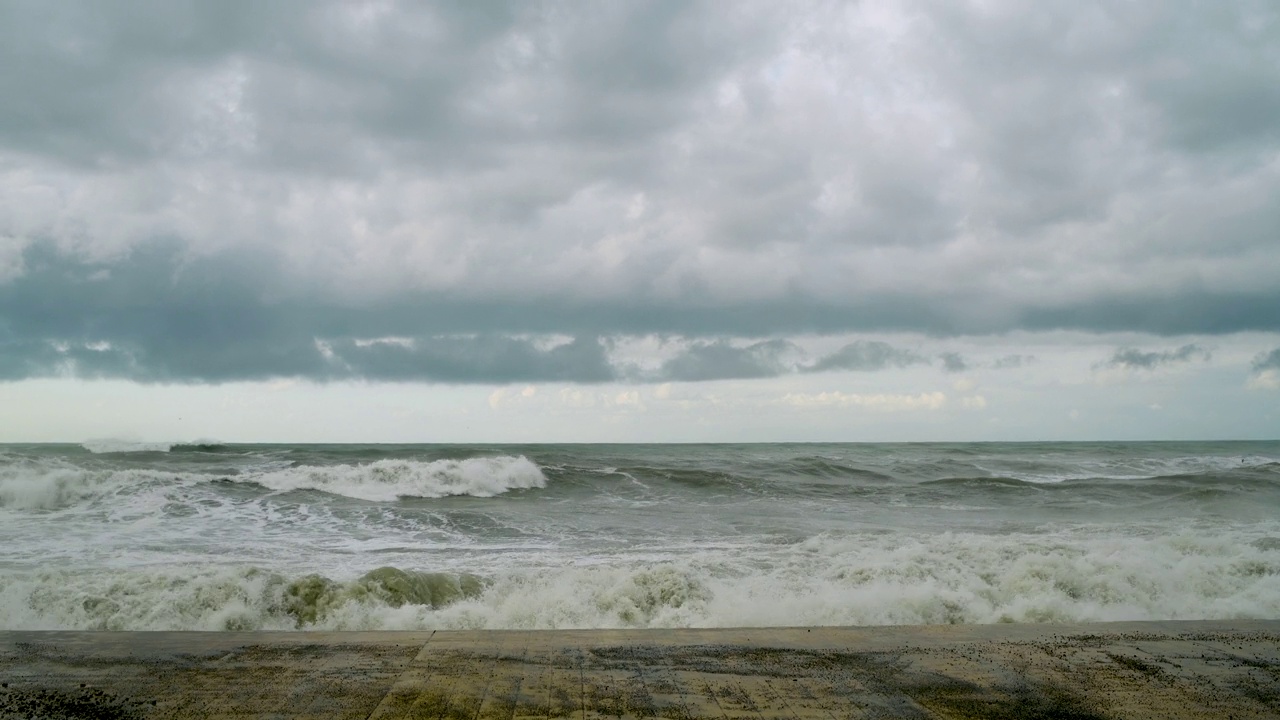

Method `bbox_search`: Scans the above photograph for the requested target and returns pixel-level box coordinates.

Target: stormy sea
[1,441,1277,631]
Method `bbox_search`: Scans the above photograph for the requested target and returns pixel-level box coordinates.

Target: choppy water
[2,441,1278,631]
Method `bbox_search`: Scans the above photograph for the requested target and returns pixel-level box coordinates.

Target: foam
[3,525,1277,631]
[0,453,547,516]
[0,460,165,511]
[238,456,548,501]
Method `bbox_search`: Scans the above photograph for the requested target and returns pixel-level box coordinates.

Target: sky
[1,0,1278,443]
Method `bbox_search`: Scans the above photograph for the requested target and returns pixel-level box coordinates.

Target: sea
[1,441,1277,631]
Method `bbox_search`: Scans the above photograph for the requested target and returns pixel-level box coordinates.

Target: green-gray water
[2,441,1278,630]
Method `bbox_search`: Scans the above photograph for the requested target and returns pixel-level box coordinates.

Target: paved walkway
[2,620,1278,719]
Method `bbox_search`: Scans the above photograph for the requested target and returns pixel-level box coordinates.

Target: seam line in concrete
[363,630,436,720]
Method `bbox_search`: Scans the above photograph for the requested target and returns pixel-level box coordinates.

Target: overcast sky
[1,0,1278,442]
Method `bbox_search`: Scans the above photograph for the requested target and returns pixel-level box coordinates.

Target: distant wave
[170,442,233,453]
[81,439,173,454]
[917,467,1280,497]
[0,454,547,510]
[972,455,1280,485]
[80,439,233,454]
[918,476,1045,490]
[235,456,548,501]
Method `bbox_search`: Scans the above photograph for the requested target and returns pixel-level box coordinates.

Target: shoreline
[2,620,1278,719]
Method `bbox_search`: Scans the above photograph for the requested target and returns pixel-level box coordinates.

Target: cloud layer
[2,1,1279,384]
[1097,344,1212,371]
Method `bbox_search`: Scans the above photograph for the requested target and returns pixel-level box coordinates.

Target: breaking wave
[0,461,172,511]
[237,456,548,501]
[3,528,1277,631]
[0,455,547,510]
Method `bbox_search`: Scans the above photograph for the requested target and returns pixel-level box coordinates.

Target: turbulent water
[2,441,1278,631]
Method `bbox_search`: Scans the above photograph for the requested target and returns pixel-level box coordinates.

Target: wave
[170,442,233,453]
[0,454,547,510]
[81,439,173,454]
[236,456,548,501]
[81,440,237,455]
[920,463,1279,491]
[4,527,1277,631]
[0,566,485,631]
[918,476,1044,491]
[973,455,1280,485]
[0,460,173,511]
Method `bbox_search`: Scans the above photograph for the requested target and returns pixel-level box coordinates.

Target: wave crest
[0,566,486,631]
[284,567,487,625]
[242,456,548,501]
[0,461,161,510]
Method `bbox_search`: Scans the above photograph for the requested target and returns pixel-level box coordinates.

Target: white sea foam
[0,461,160,510]
[239,456,548,501]
[3,525,1277,631]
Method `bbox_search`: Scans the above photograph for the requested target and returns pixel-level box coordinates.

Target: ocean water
[1,441,1277,631]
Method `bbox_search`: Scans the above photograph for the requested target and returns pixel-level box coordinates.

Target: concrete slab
[1,621,1277,719]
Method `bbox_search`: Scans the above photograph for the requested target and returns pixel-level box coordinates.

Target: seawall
[2,620,1278,719]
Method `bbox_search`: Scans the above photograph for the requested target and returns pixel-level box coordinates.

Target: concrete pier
[2,620,1278,719]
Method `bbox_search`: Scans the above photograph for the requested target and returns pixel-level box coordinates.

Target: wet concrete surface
[1,620,1277,719]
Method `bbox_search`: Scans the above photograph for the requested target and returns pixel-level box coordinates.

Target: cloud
[1252,348,1280,373]
[328,335,616,383]
[1096,344,1212,371]
[655,339,800,382]
[938,352,968,373]
[781,391,947,412]
[992,354,1035,369]
[805,340,929,373]
[2,1,1279,387]
[1248,347,1280,390]
[0,243,951,383]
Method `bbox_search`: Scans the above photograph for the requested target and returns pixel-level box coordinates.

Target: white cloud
[558,389,597,408]
[614,390,642,407]
[490,384,540,408]
[1248,369,1280,391]
[487,388,507,409]
[353,337,415,349]
[781,391,946,411]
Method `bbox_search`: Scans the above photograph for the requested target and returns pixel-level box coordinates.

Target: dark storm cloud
[0,241,930,383]
[328,335,615,384]
[0,0,756,176]
[1096,344,1211,371]
[0,241,615,383]
[2,1,1279,384]
[0,240,1274,383]
[1252,348,1280,373]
